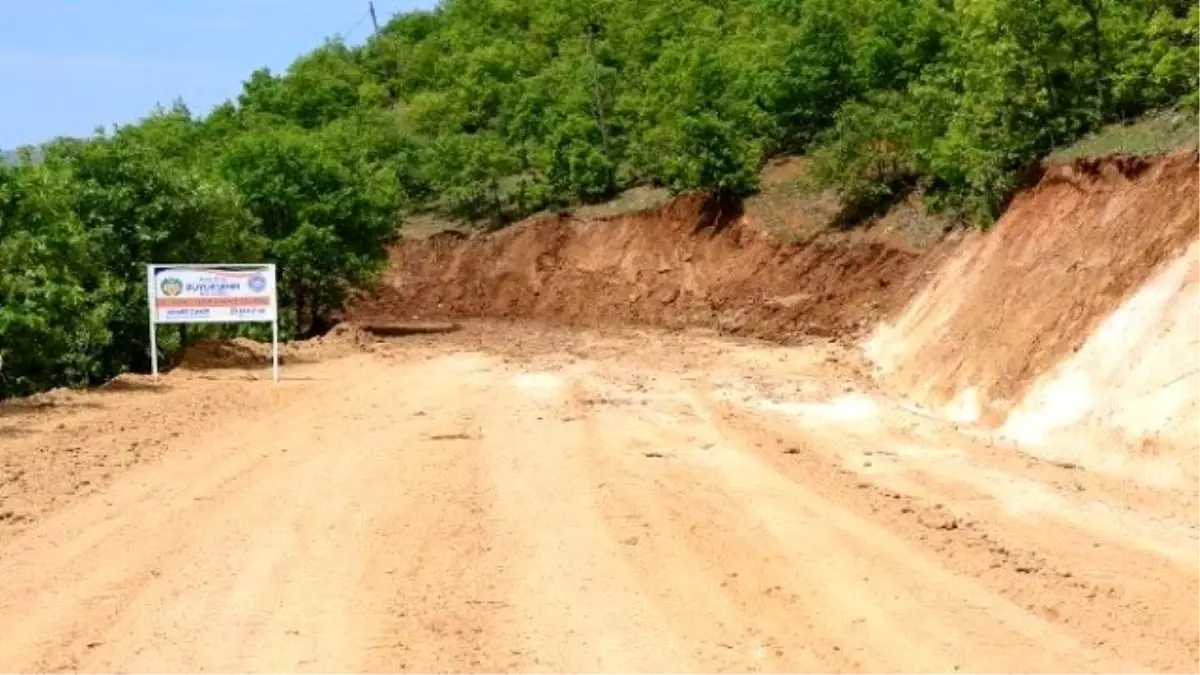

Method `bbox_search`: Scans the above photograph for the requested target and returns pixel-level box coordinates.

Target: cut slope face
[868,154,1200,422]
[999,240,1198,477]
[353,195,930,343]
[356,151,1198,466]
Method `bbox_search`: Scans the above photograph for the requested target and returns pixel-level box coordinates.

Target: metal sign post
[146,263,280,382]
[271,311,279,383]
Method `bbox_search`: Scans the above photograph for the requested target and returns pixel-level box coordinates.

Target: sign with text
[146,263,280,381]
[150,265,277,324]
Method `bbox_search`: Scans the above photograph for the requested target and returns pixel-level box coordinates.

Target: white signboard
[150,265,277,324]
[146,264,280,381]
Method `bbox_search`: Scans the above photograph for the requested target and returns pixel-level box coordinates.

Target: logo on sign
[248,274,268,293]
[160,277,183,297]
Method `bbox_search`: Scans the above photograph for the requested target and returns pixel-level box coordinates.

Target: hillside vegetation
[1,0,1197,398]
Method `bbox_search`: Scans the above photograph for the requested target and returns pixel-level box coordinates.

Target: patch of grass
[746,156,956,248]
[571,186,673,220]
[1049,109,1198,162]
[866,195,959,248]
[745,159,841,243]
[400,157,959,248]
[399,185,675,238]
[396,182,672,237]
[399,212,471,239]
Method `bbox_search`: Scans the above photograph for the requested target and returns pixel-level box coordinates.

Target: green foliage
[360,0,1194,220]
[418,132,516,223]
[811,94,917,210]
[0,162,113,396]
[807,0,1199,221]
[642,113,763,198]
[3,0,1196,396]
[219,119,402,334]
[41,126,265,382]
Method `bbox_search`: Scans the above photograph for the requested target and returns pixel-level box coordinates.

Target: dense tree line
[1,107,407,396]
[1,0,1196,397]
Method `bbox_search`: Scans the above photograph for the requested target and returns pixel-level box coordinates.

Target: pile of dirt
[173,325,382,373]
[868,151,1199,438]
[297,322,376,352]
[350,193,936,344]
[175,338,273,371]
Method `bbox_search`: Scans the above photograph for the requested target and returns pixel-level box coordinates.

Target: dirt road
[1,324,1196,673]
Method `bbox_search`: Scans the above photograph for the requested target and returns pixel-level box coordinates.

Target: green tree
[0,161,113,397]
[43,131,263,375]
[219,122,401,335]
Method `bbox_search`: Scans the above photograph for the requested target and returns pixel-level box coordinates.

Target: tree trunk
[585,26,612,154]
[294,286,307,338]
[1078,0,1106,117]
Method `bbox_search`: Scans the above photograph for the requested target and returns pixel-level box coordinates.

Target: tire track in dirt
[700,392,1198,672]
[568,373,1132,673]
[0,326,1194,673]
[571,379,857,673]
[363,381,504,674]
[479,366,697,673]
[0,355,495,673]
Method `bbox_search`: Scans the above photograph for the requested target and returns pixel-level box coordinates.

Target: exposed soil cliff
[867,152,1198,430]
[353,151,1199,459]
[351,195,934,343]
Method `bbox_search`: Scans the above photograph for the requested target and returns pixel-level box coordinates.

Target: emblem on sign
[160,277,183,297]
[248,274,268,293]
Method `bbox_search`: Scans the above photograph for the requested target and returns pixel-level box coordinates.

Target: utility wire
[341,10,371,41]
[343,3,410,44]
[366,2,409,24]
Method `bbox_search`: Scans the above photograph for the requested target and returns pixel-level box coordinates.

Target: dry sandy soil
[0,322,1195,674]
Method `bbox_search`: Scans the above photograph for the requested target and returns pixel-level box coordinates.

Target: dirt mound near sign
[287,322,384,358]
[316,321,375,346]
[174,338,273,371]
[173,324,385,373]
[350,194,938,343]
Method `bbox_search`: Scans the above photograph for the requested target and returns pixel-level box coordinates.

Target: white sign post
[146,263,280,382]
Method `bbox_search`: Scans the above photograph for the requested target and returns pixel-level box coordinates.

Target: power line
[341,10,371,41]
[343,3,409,43]
[365,2,412,28]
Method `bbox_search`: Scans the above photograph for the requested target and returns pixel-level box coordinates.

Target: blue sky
[0,0,435,148]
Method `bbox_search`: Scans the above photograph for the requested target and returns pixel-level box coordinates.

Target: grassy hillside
[1049,108,1199,162]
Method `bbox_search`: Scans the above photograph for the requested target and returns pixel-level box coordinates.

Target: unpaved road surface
[1,324,1196,673]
